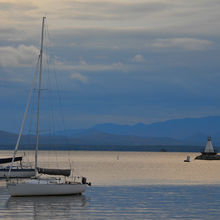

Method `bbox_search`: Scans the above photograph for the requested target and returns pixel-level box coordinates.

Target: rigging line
[45,20,70,146]
[8,55,40,178]
[27,66,39,149]
[45,21,57,137]
[52,66,71,168]
[45,20,57,135]
[27,82,36,135]
[45,25,55,136]
[45,20,70,169]
[44,20,60,168]
[54,57,71,147]
[45,23,56,168]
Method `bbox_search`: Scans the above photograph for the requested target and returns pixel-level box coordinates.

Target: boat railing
[4,164,33,170]
[7,175,91,186]
[20,161,33,169]
[6,178,26,184]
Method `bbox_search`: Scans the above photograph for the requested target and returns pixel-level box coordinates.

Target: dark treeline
[0,144,217,152]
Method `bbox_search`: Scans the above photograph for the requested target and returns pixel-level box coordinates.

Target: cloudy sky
[0,0,220,132]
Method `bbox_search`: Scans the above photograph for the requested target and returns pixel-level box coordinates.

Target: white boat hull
[0,169,35,179]
[7,182,87,197]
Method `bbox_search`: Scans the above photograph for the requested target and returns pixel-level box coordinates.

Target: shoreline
[0,145,207,152]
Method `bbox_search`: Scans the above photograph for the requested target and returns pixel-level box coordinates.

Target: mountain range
[1,116,220,148]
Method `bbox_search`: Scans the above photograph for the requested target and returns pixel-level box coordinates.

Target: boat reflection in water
[6,194,87,219]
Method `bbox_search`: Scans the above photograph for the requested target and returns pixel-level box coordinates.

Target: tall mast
[35,17,46,176]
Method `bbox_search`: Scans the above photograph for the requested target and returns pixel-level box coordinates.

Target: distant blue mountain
[90,116,220,140]
[46,115,220,145]
[1,116,220,147]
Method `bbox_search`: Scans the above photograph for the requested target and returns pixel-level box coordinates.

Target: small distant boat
[184,155,190,162]
[0,156,34,178]
[195,137,220,160]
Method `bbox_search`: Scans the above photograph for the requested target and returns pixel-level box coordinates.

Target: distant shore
[0,144,213,152]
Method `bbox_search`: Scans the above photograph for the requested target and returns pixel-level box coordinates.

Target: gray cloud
[54,59,127,72]
[132,54,145,63]
[0,2,37,11]
[152,38,213,51]
[57,1,170,21]
[69,72,89,84]
[0,45,39,67]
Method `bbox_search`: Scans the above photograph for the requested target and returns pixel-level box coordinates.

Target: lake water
[1,151,220,219]
[1,184,220,219]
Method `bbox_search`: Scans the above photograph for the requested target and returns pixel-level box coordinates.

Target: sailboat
[0,156,34,178]
[7,17,90,196]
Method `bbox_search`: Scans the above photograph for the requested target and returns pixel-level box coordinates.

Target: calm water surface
[1,184,220,219]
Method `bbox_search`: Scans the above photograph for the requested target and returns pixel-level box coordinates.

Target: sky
[0,0,220,132]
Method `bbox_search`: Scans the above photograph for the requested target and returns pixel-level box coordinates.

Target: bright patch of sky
[0,0,220,132]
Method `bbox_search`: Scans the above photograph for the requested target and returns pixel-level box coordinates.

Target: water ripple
[1,185,220,219]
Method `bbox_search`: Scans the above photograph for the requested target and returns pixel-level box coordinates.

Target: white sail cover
[204,137,214,153]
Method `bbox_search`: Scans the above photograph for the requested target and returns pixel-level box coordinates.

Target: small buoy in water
[184,155,190,162]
